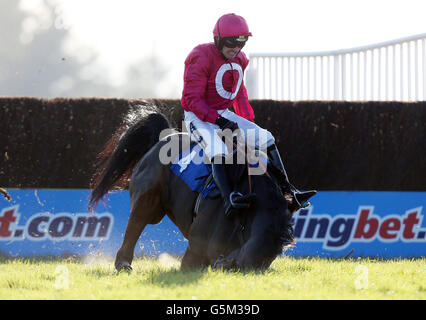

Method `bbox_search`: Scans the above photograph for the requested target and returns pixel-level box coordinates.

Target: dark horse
[89,106,303,271]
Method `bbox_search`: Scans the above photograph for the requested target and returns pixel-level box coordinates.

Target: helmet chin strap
[214,36,223,51]
[215,15,225,51]
[213,13,251,52]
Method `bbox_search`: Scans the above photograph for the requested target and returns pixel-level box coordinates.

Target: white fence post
[247,33,426,101]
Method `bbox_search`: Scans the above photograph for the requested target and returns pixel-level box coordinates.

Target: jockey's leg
[220,110,316,210]
[266,144,293,192]
[220,109,273,155]
[211,155,237,218]
[210,155,255,218]
[267,144,316,209]
[184,111,248,218]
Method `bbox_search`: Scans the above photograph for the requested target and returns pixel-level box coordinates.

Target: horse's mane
[89,103,170,210]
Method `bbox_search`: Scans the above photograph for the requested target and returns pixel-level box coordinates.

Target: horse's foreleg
[234,235,275,270]
[115,189,164,272]
[181,247,209,270]
[212,248,241,270]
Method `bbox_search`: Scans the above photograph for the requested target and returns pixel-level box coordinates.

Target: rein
[212,133,279,267]
[215,135,272,263]
[230,134,272,195]
[232,140,253,194]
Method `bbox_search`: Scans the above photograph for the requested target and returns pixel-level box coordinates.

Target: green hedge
[1,97,424,191]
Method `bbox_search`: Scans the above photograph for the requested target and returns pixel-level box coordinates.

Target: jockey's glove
[215,116,239,131]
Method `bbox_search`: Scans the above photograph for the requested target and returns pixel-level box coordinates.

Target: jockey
[181,13,314,217]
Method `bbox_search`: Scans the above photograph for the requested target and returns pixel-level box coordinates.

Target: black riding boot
[211,156,254,218]
[267,145,317,210]
[211,156,237,218]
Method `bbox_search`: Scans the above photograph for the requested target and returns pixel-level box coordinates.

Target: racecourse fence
[247,33,426,101]
[0,97,425,191]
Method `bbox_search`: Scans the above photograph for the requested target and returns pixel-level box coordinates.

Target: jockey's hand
[215,116,239,131]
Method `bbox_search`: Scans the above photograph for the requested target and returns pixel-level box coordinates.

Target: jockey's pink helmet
[213,13,252,38]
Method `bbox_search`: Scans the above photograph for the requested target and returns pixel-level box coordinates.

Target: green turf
[0,254,424,299]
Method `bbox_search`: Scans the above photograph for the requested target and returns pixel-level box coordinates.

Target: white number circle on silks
[215,63,243,100]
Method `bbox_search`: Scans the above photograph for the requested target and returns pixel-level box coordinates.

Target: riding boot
[211,156,237,218]
[267,145,317,210]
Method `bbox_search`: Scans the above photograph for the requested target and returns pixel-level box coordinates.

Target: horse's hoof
[212,257,236,271]
[116,262,133,273]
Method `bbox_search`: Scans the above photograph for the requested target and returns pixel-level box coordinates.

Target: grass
[0,254,425,300]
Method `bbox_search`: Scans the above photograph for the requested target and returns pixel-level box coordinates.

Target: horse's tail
[88,109,170,211]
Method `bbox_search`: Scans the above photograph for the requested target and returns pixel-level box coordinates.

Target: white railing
[246,33,426,101]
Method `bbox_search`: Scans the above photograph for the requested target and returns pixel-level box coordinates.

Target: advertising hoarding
[1,190,424,258]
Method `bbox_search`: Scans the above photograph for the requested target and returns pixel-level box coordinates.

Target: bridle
[194,131,284,268]
[214,134,276,265]
[229,132,272,196]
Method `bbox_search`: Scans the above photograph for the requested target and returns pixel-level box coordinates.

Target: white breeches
[184,109,275,160]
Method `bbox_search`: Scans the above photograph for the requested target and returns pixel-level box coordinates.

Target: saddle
[170,142,315,216]
[169,143,220,215]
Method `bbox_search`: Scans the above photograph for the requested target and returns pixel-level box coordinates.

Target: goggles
[222,36,248,49]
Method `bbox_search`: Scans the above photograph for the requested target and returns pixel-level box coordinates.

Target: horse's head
[227,152,295,269]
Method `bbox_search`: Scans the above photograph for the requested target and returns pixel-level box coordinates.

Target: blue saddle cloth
[170,143,269,198]
[170,143,216,198]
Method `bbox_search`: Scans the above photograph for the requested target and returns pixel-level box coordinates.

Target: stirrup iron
[293,190,317,209]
